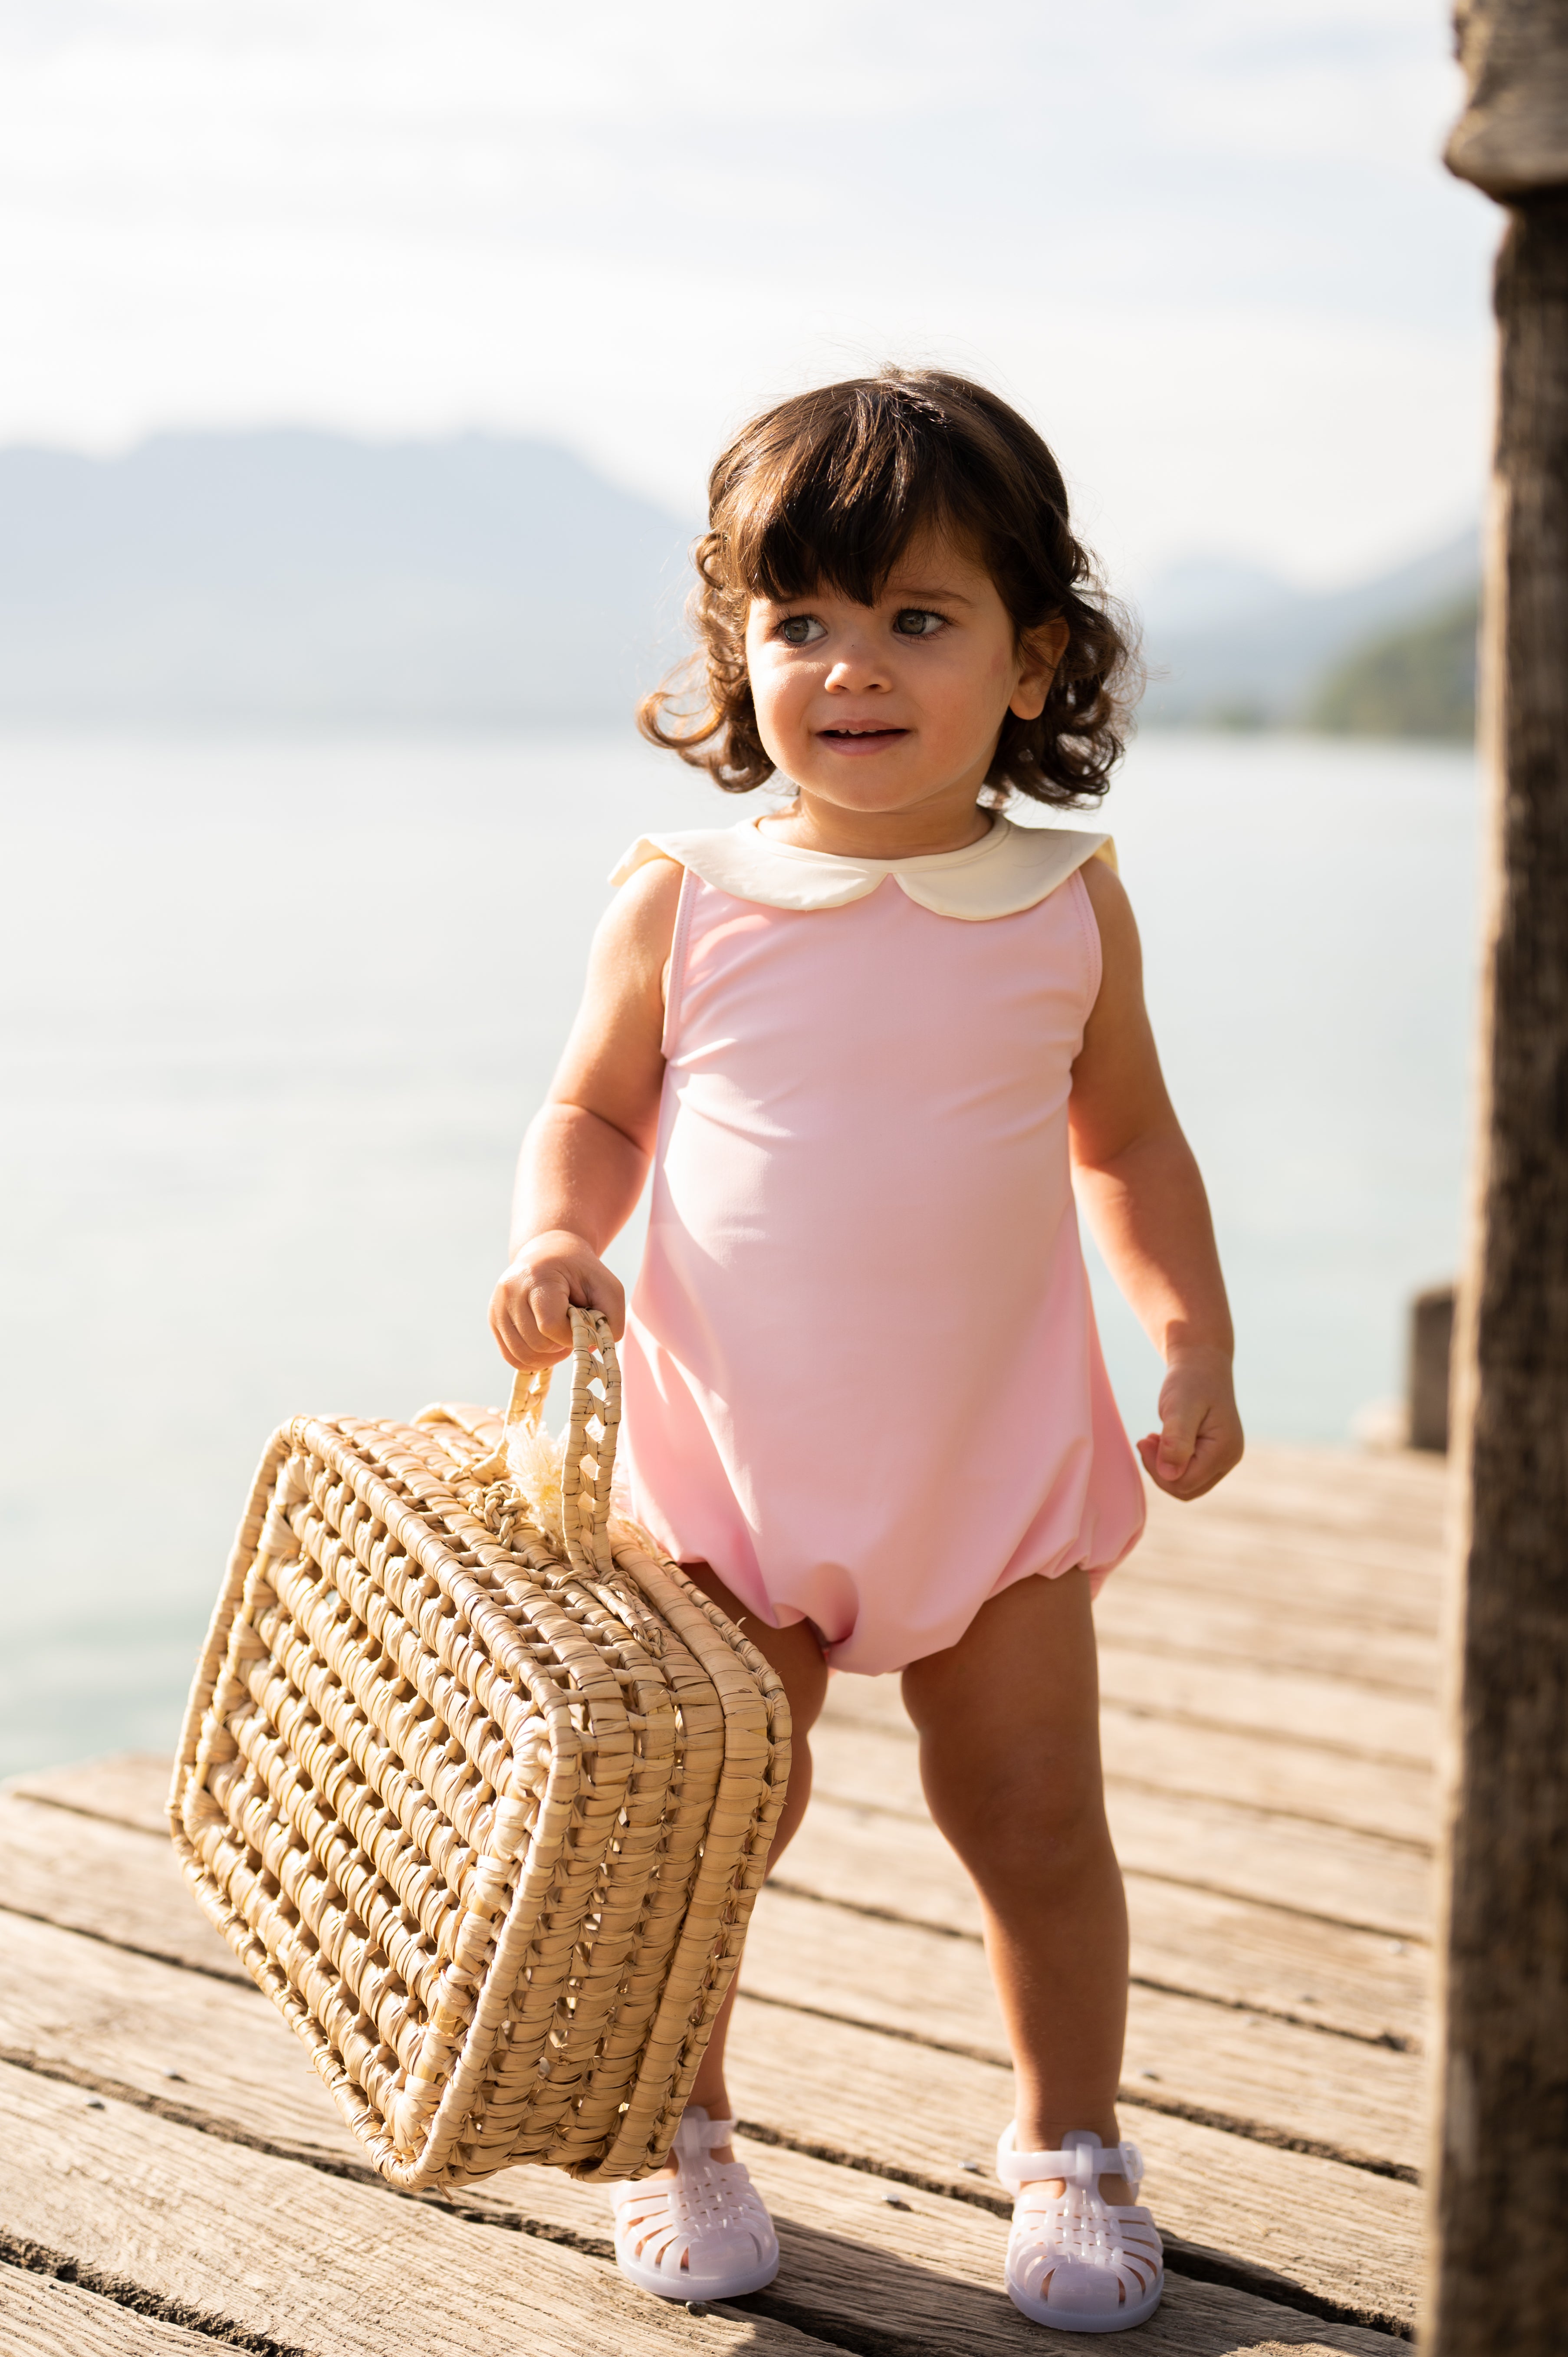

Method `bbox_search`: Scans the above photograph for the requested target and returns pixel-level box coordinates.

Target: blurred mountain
[1306,595,1479,742]
[1137,528,1480,730]
[0,431,694,727]
[0,429,1480,741]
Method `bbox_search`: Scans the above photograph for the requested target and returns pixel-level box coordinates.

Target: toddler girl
[490,368,1243,2332]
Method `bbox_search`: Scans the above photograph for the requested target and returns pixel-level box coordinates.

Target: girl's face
[744,527,1066,822]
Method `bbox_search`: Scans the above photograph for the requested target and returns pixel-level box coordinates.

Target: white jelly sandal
[610,2107,780,2301]
[996,2126,1164,2332]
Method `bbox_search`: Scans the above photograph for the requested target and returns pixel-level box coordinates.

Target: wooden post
[1427,6,1568,2350]
[1409,1286,1456,1454]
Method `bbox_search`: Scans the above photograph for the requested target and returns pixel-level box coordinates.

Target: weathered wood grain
[825,1687,1433,1847]
[1100,1709,1432,1847]
[1424,129,1568,2354]
[778,1810,1424,2055]
[0,1767,1426,2078]
[1128,1494,1446,1588]
[0,1911,1411,2354]
[738,1889,1426,2173]
[1446,0,1568,197]
[1112,1529,1443,1631]
[1094,1583,1439,1696]
[0,1907,346,2159]
[831,1718,1435,1933]
[1,1754,170,1839]
[0,2262,220,2357]
[721,2002,1422,2328]
[0,2061,841,2357]
[1136,1444,1447,1552]
[787,1791,1424,1961]
[0,1890,1422,2183]
[725,2142,1410,2357]
[1124,1877,1426,2051]
[1101,1649,1436,1768]
[0,1796,245,1982]
[0,1430,1444,2345]
[825,1650,1433,1810]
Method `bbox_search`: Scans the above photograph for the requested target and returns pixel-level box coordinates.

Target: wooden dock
[0,1442,1444,2354]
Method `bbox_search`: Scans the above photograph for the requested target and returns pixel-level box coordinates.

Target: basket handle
[470,1308,621,1578]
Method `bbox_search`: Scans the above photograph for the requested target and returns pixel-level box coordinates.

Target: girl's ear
[1010,618,1070,721]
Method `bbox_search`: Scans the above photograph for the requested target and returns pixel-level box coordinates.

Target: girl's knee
[921,1747,1110,1880]
[952,1802,1117,1911]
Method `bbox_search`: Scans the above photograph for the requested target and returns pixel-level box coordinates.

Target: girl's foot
[611,2107,780,2301]
[997,2127,1164,2333]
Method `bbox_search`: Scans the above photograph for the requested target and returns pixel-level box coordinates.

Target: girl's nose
[825,640,890,692]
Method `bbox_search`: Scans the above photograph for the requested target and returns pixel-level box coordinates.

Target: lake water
[0,727,1480,1779]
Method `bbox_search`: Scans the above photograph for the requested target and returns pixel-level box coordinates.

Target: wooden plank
[3,1725,1443,1942]
[721,2002,1423,2331]
[0,2262,219,2357]
[1115,1520,1443,1625]
[1122,1877,1425,2051]
[3,1743,1428,2037]
[1099,1650,1435,1769]
[1100,1709,1432,1847]
[778,1801,1424,2046]
[0,1893,1422,2183]
[3,1767,1425,2058]
[0,1910,1409,2352]
[724,2137,1408,2357]
[0,2062,841,2357]
[0,1906,351,2161]
[0,1796,246,1983]
[1093,1583,1439,1696]
[1137,1443,1449,1552]
[1128,1488,1445,1574]
[483,2136,1412,2356]
[1058,1786,1426,1942]
[806,1725,1433,1923]
[789,1785,1432,1945]
[12,1669,1433,1847]
[814,1707,1436,1849]
[1,1754,171,1838]
[723,2140,1410,2357]
[738,1890,1426,2174]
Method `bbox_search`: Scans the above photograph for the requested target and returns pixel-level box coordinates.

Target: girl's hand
[1137,1348,1244,1501]
[490,1229,625,1370]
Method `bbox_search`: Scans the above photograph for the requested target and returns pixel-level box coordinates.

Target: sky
[0,0,1497,596]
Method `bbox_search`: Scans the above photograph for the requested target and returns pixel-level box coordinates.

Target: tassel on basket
[169,1309,789,2190]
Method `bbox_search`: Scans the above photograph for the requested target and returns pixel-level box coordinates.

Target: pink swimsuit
[615,817,1146,1677]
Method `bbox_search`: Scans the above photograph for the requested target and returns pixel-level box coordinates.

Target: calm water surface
[0,728,1479,1776]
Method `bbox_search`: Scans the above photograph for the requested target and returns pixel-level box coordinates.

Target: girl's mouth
[817,726,909,756]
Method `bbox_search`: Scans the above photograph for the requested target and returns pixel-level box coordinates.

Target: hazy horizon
[0,3,1495,605]
[0,421,1478,733]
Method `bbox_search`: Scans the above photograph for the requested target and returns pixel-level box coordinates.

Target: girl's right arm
[488,858,683,1370]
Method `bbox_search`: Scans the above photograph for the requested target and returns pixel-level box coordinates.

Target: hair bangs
[725,385,968,609]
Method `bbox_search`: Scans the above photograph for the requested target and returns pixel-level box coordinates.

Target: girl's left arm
[1069,858,1243,1501]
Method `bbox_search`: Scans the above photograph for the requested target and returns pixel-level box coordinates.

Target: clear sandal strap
[998,2136,1144,2193]
[673,2112,740,2158]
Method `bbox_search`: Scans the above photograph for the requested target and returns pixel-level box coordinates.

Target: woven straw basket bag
[169,1309,790,2191]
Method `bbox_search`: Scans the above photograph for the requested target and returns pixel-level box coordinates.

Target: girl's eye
[777,614,826,646]
[894,608,945,638]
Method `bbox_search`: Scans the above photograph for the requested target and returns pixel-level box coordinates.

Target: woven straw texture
[168,1310,790,2191]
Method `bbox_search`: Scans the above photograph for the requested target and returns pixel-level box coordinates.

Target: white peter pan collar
[611,814,1115,920]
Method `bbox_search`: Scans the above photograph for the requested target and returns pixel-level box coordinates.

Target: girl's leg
[900,1568,1135,2205]
[657,1560,828,2168]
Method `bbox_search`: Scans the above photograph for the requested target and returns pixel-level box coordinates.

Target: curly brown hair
[638,367,1137,807]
